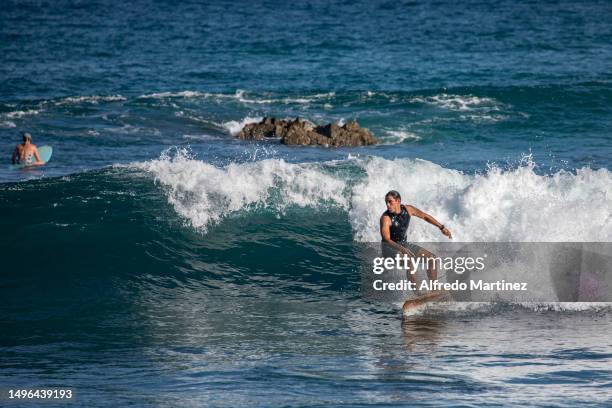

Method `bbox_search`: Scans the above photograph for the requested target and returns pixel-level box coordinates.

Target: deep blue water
[1,1,611,406]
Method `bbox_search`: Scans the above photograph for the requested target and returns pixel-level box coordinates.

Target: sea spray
[350,156,612,242]
[136,148,349,231]
[132,152,612,241]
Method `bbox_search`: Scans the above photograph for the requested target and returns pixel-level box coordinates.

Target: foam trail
[138,90,208,99]
[135,148,348,231]
[403,301,612,317]
[350,156,612,242]
[383,129,422,144]
[233,90,336,105]
[54,95,127,105]
[4,109,40,118]
[136,89,336,105]
[410,93,501,111]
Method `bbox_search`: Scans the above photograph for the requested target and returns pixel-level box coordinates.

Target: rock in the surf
[237,117,284,140]
[237,117,378,147]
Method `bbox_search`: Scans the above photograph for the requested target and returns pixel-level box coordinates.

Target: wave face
[2,154,609,309]
[3,154,610,287]
[2,160,610,296]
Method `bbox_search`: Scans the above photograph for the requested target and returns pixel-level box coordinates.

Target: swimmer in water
[11,132,44,166]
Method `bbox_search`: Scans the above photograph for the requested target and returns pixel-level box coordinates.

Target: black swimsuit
[385,206,411,243]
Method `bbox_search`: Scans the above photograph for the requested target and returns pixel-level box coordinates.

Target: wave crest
[135,148,349,231]
[410,93,502,111]
[350,156,612,242]
[132,152,611,242]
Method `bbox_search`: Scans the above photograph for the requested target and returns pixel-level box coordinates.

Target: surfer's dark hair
[385,190,401,201]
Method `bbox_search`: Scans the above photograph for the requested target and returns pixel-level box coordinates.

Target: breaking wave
[131,151,612,242]
[134,148,349,231]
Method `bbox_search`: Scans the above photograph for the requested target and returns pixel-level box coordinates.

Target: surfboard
[10,145,52,169]
[403,290,451,313]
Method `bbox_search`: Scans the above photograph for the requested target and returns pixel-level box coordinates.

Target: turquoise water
[1,1,611,406]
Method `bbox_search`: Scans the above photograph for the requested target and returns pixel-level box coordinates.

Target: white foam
[135,148,349,231]
[106,124,161,136]
[137,89,335,105]
[0,120,16,128]
[139,91,207,99]
[403,301,612,316]
[182,134,223,141]
[362,90,395,100]
[174,111,223,127]
[133,152,612,242]
[459,114,509,123]
[282,92,335,104]
[222,116,263,136]
[55,95,126,105]
[383,130,422,144]
[234,90,336,105]
[411,93,501,111]
[4,109,40,118]
[350,156,612,242]
[517,302,612,312]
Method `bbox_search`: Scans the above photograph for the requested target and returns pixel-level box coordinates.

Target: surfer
[380,190,452,285]
[11,132,44,166]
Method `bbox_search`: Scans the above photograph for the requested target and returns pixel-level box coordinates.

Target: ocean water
[1,0,611,406]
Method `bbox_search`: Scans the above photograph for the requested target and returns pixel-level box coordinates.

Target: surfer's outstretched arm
[405,205,452,239]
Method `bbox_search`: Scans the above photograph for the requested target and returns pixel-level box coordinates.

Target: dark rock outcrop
[237,117,378,147]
